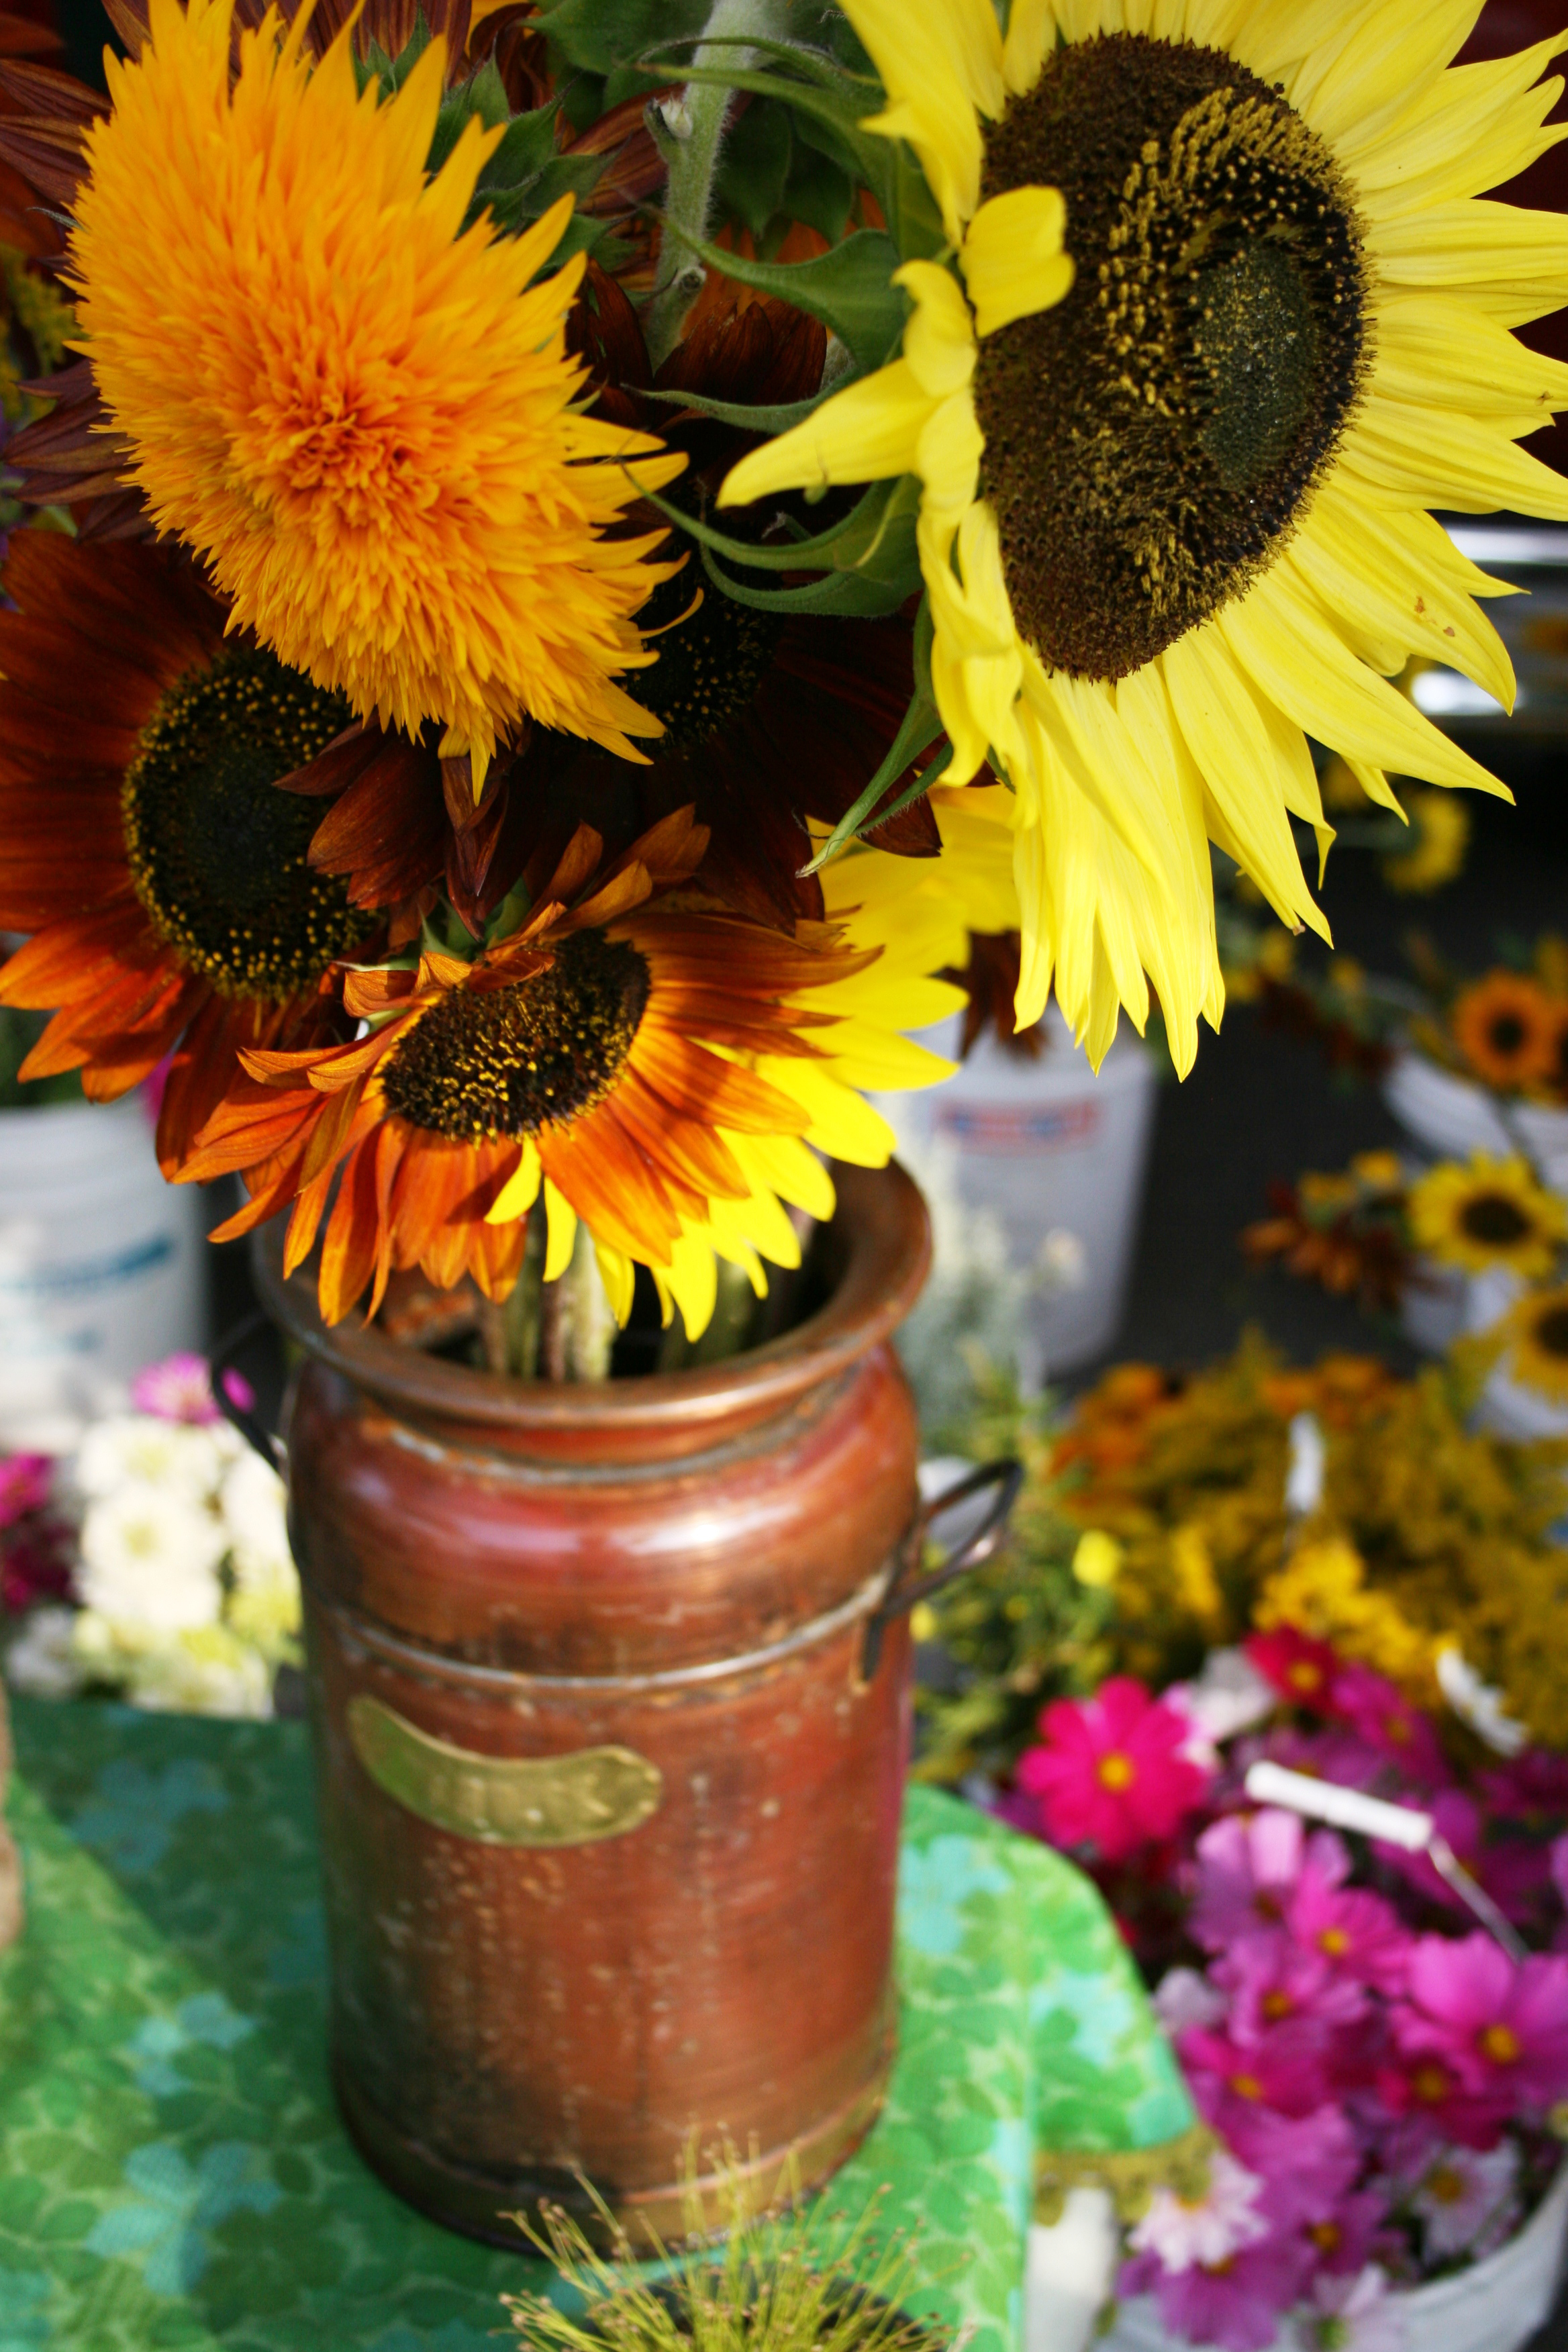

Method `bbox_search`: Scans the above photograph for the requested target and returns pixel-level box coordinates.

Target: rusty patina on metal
[256,1163,932,2251]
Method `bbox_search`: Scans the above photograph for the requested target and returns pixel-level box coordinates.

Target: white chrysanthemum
[77,1483,227,1630]
[75,1413,226,1504]
[124,1624,275,1719]
[1128,2147,1269,2273]
[219,1450,290,1569]
[1411,2142,1518,2259]
[3,1604,86,1698]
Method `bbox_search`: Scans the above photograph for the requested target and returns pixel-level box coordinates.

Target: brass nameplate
[347,1695,663,1847]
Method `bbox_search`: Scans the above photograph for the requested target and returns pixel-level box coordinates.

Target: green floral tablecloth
[0,1702,1191,2352]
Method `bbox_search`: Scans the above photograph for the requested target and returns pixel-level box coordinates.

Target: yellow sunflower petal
[593,1236,636,1328]
[895,260,978,398]
[485,1133,542,1223]
[720,361,934,507]
[840,0,1004,242]
[542,1178,577,1280]
[959,187,1074,337]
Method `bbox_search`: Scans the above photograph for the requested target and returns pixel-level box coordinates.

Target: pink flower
[0,1519,74,1614]
[1408,2140,1518,2259]
[1328,1662,1447,1788]
[1214,1930,1368,2046]
[1374,2045,1514,2152]
[1287,1875,1412,1996]
[1122,2232,1312,2352]
[1302,2265,1408,2352]
[1189,1808,1348,1951]
[1481,1748,1568,1825]
[1393,1933,1568,2110]
[1209,2101,1362,2233]
[131,1353,222,1425]
[1295,2188,1388,2279]
[1014,1677,1209,1862]
[1126,2145,1270,2271]
[0,1453,51,1529]
[1180,2025,1331,2121]
[1245,1626,1341,1713]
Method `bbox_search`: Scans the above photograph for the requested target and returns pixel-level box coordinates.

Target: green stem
[642,0,788,370]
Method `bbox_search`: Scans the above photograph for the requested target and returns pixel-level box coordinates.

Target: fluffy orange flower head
[69,0,685,780]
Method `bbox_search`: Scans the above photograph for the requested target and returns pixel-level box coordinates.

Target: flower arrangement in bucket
[1,1351,302,1716]
[1,0,1567,2253]
[1006,1657,1568,2352]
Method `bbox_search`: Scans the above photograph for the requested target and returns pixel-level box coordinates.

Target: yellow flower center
[1427,2165,1466,2204]
[1261,1990,1294,2020]
[1479,2023,1522,2065]
[1414,2065,1453,2102]
[1228,2073,1264,2100]
[1317,1927,1351,1958]
[1097,1750,1136,1792]
[971,32,1367,683]
[383,932,651,1143]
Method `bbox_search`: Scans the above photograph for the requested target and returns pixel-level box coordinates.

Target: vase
[0,1095,207,1451]
[1093,2154,1568,2352]
[244,1161,1016,2251]
[1383,1047,1568,1199]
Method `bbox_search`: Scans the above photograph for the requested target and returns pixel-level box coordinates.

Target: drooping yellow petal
[839,0,1005,242]
[542,1179,577,1280]
[960,187,1075,336]
[720,362,934,508]
[485,1133,542,1223]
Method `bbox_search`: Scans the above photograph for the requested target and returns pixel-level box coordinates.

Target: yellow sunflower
[69,0,685,783]
[721,0,1568,1071]
[1408,1153,1567,1281]
[1501,1284,1568,1406]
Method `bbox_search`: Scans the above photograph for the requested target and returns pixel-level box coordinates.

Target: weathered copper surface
[256,1163,932,2249]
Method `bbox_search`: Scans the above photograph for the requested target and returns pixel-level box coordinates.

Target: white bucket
[1073,2153,1568,2352]
[1384,1050,1568,1199]
[1400,1258,1470,1357]
[0,1097,205,1451]
[877,1010,1157,1379]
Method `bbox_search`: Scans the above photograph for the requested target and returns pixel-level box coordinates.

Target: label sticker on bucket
[348,1694,664,1847]
[934,1099,1102,1154]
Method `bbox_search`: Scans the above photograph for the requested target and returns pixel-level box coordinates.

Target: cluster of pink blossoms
[999,1639,1568,2351]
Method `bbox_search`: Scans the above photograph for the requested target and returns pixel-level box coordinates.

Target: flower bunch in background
[915,1337,1568,1785]
[3,1353,300,1718]
[1404,937,1568,1108]
[996,1649,1568,2350]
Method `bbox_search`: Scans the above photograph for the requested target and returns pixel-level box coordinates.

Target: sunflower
[181,808,992,1335]
[720,0,1568,1071]
[0,530,373,1171]
[68,0,685,781]
[293,277,951,940]
[1501,1285,1568,1406]
[1450,970,1561,1092]
[1408,1153,1567,1281]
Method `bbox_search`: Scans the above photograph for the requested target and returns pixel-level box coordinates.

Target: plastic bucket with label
[1384,1049,1568,1197]
[877,1010,1157,1379]
[0,1096,206,1449]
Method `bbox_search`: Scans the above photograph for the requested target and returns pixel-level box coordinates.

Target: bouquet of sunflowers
[0,0,1566,1358]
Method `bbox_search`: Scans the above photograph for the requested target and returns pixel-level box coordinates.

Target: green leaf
[479,150,605,237]
[360,14,430,95]
[660,222,905,373]
[656,57,896,215]
[641,474,914,577]
[533,0,708,80]
[637,384,832,434]
[798,597,948,873]
[691,473,921,619]
[697,546,908,618]
[476,103,561,193]
[713,96,793,242]
[780,134,854,246]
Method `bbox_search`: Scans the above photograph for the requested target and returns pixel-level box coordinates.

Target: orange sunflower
[0,530,375,1169]
[1449,972,1561,1093]
[181,812,912,1328]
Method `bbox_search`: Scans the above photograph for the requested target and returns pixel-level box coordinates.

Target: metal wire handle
[211,1308,286,1473]
[861,1457,1023,1683]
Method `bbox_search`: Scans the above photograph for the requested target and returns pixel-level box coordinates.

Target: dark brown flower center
[381,931,650,1142]
[123,648,371,999]
[633,562,784,751]
[972,32,1368,681]
[1530,1305,1568,1361]
[1460,1193,1532,1246]
[1487,1014,1528,1057]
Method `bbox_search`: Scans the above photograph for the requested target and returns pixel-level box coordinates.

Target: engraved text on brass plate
[347,1694,664,1847]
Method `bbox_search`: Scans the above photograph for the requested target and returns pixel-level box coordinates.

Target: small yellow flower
[1351,1152,1405,1191]
[1072,1529,1124,1589]
[1410,1153,1567,1281]
[1502,1284,1568,1406]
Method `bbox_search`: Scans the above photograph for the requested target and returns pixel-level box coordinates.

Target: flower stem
[642,0,788,370]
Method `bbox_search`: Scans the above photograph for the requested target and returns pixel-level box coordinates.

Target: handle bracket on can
[860,1456,1022,1683]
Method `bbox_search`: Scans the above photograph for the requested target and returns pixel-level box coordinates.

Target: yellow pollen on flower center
[1428,2166,1466,2204]
[1097,1751,1137,1791]
[1318,1927,1351,1957]
[1287,1662,1324,1693]
[1261,1990,1294,2020]
[1479,2024,1522,2065]
[1229,2073,1264,2100]
[1308,2222,1341,2251]
[1414,2065,1452,2102]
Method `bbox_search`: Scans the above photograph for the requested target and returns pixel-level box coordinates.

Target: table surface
[0,1702,1190,2352]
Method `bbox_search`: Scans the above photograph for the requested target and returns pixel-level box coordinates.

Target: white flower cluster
[45,1414,299,1717]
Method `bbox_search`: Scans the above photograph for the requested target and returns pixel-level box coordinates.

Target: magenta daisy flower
[1122,2231,1312,2352]
[1014,1677,1209,1862]
[1189,1808,1349,1951]
[1328,1661,1449,1787]
[1180,2024,1331,2122]
[1214,1930,1369,2046]
[1287,1874,1412,1997]
[1393,1933,1568,2110]
[1245,1626,1341,1712]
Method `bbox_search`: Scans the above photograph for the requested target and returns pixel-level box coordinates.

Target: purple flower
[1297,2188,1388,2277]
[1479,1747,1568,1826]
[1328,1662,1448,1788]
[1122,2231,1312,2352]
[1393,1932,1568,2111]
[0,1453,52,1530]
[1214,1930,1368,2047]
[1287,1874,1412,1996]
[1374,2045,1514,2151]
[1189,1808,1348,1951]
